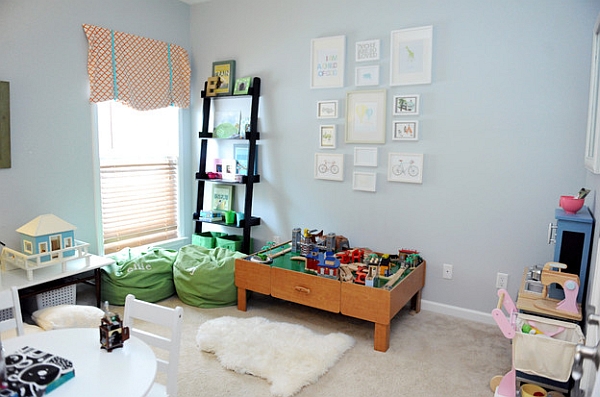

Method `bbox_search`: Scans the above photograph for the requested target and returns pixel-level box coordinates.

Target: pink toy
[559,195,584,214]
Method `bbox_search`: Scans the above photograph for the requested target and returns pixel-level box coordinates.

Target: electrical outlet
[496,272,509,289]
[443,264,453,280]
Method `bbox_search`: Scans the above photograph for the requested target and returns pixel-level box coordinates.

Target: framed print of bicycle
[387,152,423,184]
[315,153,344,181]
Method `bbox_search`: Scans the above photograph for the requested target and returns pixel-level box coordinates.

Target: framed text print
[310,35,346,89]
[390,26,433,86]
[345,90,386,144]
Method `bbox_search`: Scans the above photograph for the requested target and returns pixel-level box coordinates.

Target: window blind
[100,158,178,254]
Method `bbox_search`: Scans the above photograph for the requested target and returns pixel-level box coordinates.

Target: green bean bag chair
[173,245,246,308]
[101,248,178,305]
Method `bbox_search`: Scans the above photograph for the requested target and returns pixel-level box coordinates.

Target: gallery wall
[190,0,600,317]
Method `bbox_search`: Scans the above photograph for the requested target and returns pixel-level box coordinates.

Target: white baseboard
[421,299,495,325]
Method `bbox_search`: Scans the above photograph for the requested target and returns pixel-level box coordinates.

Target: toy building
[16,214,77,263]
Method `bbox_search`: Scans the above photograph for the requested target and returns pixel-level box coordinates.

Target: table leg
[237,288,247,311]
[411,288,422,314]
[373,322,390,352]
[94,269,101,307]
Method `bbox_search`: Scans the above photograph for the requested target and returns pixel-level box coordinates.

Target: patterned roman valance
[83,24,190,111]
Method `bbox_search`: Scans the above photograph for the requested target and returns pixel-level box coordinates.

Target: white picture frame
[392,120,419,141]
[345,89,386,144]
[353,172,377,192]
[355,39,380,62]
[354,147,378,167]
[317,100,338,119]
[310,35,346,89]
[387,152,423,184]
[355,65,380,86]
[319,125,336,149]
[390,26,433,86]
[315,153,344,181]
[393,94,420,116]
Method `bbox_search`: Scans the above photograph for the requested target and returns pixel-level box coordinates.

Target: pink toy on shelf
[491,288,517,397]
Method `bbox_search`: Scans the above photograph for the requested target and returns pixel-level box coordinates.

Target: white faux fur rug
[196,316,355,397]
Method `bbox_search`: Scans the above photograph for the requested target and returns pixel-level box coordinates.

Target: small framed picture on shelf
[213,158,223,174]
[233,143,258,175]
[392,120,419,141]
[221,159,238,181]
[234,77,252,95]
[212,60,236,96]
[212,185,233,211]
[393,95,419,116]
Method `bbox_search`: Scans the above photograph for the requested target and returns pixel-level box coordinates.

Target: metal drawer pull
[294,286,310,294]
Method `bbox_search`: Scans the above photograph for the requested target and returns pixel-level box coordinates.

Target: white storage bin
[513,312,584,382]
[35,284,77,310]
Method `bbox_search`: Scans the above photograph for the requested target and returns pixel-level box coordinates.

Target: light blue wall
[190,0,600,313]
[2,0,600,314]
[0,0,192,254]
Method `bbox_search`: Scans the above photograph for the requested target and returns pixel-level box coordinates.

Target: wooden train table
[234,243,426,352]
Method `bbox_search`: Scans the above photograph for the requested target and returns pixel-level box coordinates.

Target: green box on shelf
[215,235,252,253]
[192,232,228,249]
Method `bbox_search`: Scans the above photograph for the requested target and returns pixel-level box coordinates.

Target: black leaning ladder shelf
[193,77,261,254]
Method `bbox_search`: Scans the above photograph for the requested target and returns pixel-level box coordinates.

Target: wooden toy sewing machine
[531,262,581,318]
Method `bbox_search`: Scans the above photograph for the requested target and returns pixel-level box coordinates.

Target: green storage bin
[215,234,244,252]
[192,231,227,248]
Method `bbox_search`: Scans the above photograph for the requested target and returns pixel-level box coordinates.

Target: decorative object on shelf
[0,81,11,169]
[315,153,344,181]
[317,100,338,119]
[354,147,378,167]
[390,26,433,86]
[353,172,377,192]
[233,143,258,176]
[345,90,386,144]
[213,110,242,138]
[393,94,419,116]
[387,152,423,184]
[392,120,419,141]
[221,159,238,181]
[310,35,346,89]
[233,77,252,95]
[355,65,380,86]
[319,125,336,149]
[205,76,221,97]
[355,39,380,62]
[212,60,236,96]
[211,185,233,211]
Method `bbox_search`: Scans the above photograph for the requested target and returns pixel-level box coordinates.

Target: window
[97,101,180,254]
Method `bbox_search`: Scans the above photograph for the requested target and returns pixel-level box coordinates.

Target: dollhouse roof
[16,214,76,236]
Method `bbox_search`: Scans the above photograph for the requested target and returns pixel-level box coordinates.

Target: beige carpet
[101,291,512,397]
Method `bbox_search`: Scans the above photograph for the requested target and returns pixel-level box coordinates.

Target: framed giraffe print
[390,26,433,86]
